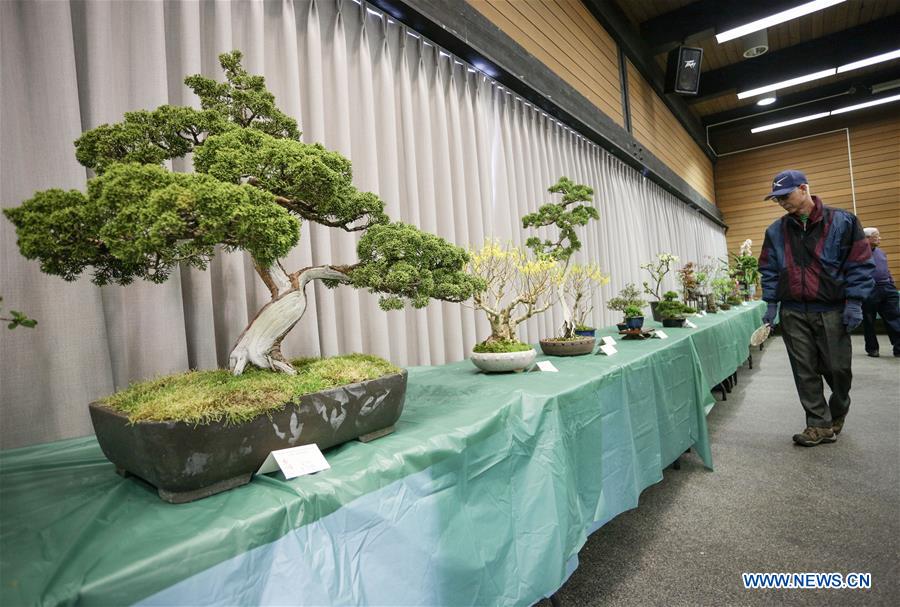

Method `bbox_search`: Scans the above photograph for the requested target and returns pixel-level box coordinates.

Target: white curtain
[0,0,727,449]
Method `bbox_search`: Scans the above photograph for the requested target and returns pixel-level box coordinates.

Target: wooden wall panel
[467,0,624,126]
[716,115,900,281]
[626,60,717,203]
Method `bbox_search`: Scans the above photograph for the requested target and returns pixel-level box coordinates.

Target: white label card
[536,361,559,372]
[599,344,618,356]
[741,301,749,306]
[601,336,617,346]
[685,320,698,329]
[696,311,706,317]
[655,330,669,339]
[256,444,331,479]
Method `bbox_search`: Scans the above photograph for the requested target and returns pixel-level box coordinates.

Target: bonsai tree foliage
[656,290,695,320]
[565,263,609,330]
[607,283,645,321]
[677,262,700,305]
[641,252,678,301]
[467,241,559,350]
[522,177,600,339]
[624,304,644,319]
[4,51,481,375]
[1,297,37,330]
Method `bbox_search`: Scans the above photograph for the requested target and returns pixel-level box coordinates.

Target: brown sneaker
[793,426,837,446]
[832,416,846,436]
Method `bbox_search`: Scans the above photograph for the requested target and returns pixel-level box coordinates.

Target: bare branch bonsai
[4,51,481,375]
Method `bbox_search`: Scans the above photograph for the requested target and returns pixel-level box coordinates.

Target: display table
[0,302,764,606]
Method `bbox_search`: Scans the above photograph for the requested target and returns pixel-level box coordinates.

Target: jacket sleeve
[758,224,781,303]
[841,214,875,301]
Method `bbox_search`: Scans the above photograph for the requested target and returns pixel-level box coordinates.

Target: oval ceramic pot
[625,316,644,330]
[662,317,686,328]
[89,370,408,503]
[470,348,537,373]
[539,337,595,356]
[574,328,596,337]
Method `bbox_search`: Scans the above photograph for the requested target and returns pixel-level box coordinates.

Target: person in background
[758,170,874,447]
[861,227,900,358]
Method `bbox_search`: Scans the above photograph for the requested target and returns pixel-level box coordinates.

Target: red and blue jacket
[758,196,874,311]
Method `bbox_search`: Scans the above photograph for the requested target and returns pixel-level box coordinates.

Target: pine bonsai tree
[4,51,481,375]
[521,177,599,339]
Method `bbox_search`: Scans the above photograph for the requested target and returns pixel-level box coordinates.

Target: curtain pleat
[0,0,727,448]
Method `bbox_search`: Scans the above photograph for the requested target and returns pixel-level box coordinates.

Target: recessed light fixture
[831,93,900,114]
[837,49,900,74]
[738,68,836,99]
[715,0,846,44]
[757,95,777,106]
[750,112,830,133]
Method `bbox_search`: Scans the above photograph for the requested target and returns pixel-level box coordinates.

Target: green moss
[102,354,400,425]
[473,340,532,353]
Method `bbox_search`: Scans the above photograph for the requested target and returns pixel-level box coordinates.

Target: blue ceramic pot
[625,316,644,330]
[574,328,596,337]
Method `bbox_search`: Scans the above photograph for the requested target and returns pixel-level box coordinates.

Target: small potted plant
[607,283,646,332]
[641,253,678,321]
[656,291,695,328]
[712,277,734,310]
[677,262,700,310]
[523,178,602,357]
[731,239,760,300]
[624,304,645,330]
[567,263,609,338]
[466,241,558,373]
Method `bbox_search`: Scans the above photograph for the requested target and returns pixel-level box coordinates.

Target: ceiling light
[738,68,836,99]
[836,49,900,74]
[716,0,846,44]
[757,95,777,106]
[750,112,830,133]
[871,78,900,94]
[830,93,900,115]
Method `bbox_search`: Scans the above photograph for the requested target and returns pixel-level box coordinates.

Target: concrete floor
[536,335,900,606]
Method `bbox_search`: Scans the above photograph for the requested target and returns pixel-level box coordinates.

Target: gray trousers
[780,308,852,428]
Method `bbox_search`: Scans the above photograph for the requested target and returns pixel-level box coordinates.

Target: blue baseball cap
[764,169,807,200]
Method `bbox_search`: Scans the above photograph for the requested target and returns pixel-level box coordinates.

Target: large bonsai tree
[4,51,481,375]
[522,177,599,339]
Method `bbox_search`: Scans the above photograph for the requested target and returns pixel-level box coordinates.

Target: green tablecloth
[0,302,764,606]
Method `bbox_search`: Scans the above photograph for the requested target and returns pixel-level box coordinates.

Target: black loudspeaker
[665,46,703,95]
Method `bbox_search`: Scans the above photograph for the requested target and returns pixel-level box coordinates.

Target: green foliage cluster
[1,297,37,329]
[574,324,595,331]
[473,340,532,353]
[4,50,479,311]
[522,177,598,262]
[352,222,485,310]
[624,304,643,318]
[607,283,645,314]
[103,354,399,425]
[655,290,694,320]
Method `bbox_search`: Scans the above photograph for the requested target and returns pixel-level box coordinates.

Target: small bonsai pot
[574,328,596,337]
[539,337,595,356]
[625,316,644,330]
[616,322,628,332]
[470,348,537,373]
[649,301,662,322]
[662,317,686,328]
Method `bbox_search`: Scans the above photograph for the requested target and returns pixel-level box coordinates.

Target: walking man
[861,226,900,357]
[758,170,874,446]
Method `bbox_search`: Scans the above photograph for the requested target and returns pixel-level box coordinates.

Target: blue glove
[763,302,778,327]
[843,300,863,332]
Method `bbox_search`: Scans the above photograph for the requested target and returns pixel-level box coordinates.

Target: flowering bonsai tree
[566,263,609,331]
[4,51,481,375]
[522,177,599,339]
[467,241,559,351]
[641,252,678,301]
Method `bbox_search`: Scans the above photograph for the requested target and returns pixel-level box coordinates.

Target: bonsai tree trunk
[229,265,349,375]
